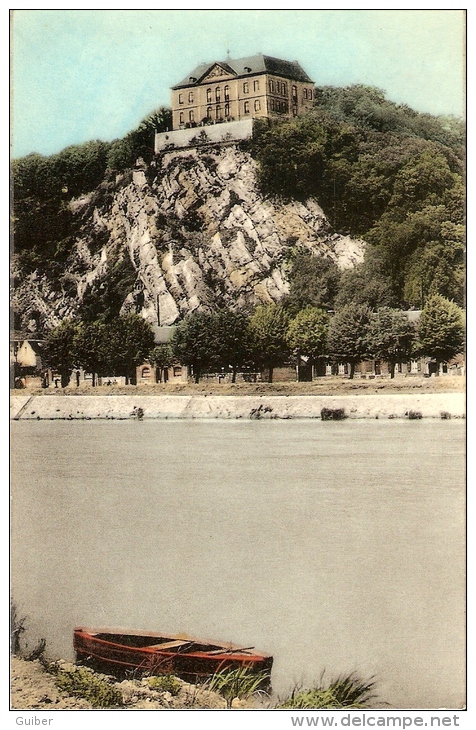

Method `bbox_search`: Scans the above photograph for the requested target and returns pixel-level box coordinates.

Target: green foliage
[287,306,328,363]
[417,295,465,363]
[327,305,372,378]
[285,252,340,313]
[248,304,290,382]
[171,310,219,382]
[252,86,464,306]
[149,344,174,370]
[148,675,181,695]
[55,667,123,708]
[334,249,397,310]
[277,673,376,709]
[108,314,156,381]
[207,666,270,708]
[213,308,252,382]
[107,107,172,171]
[43,319,80,386]
[80,253,137,324]
[367,308,416,377]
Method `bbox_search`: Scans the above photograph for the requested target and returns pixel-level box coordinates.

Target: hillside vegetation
[11,85,465,336]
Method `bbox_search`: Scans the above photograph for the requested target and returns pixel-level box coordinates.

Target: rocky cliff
[12,144,365,330]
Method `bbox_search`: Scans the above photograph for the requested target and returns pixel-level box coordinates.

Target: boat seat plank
[148,640,191,651]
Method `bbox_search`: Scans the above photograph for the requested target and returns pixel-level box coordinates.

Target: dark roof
[172,54,314,89]
[151,325,176,344]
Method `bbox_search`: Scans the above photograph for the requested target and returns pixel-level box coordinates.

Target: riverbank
[10,656,251,710]
[10,390,465,420]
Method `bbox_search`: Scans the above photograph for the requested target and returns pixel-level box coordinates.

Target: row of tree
[43,295,465,386]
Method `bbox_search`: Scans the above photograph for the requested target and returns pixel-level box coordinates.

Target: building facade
[170,54,315,130]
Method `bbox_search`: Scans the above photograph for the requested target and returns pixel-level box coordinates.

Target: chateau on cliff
[155,54,314,151]
[171,54,315,129]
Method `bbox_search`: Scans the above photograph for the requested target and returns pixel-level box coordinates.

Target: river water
[10,419,465,709]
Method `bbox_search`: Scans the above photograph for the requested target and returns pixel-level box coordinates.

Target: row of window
[178,98,262,124]
[179,80,262,106]
[178,82,312,106]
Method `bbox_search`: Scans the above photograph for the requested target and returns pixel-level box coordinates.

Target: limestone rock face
[12,145,365,328]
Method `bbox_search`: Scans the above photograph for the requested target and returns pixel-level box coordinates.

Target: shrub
[407,410,422,420]
[55,667,123,708]
[321,407,347,421]
[148,674,181,696]
[440,411,451,420]
[277,673,376,709]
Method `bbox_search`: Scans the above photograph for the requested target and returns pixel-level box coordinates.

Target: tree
[149,343,174,383]
[109,314,156,384]
[74,320,111,386]
[43,320,80,387]
[417,295,465,367]
[286,252,340,314]
[367,308,416,378]
[171,311,218,383]
[212,309,251,383]
[248,304,290,383]
[326,305,372,379]
[286,306,328,378]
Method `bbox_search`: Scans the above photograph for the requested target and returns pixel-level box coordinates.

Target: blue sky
[11,8,466,159]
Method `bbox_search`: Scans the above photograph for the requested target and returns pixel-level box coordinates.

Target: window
[254,79,259,92]
[215,86,221,101]
[224,85,229,100]
[269,79,275,93]
[179,112,184,125]
[188,91,194,103]
[270,98,275,111]
[189,110,194,122]
[282,82,287,95]
[173,366,182,377]
[244,101,250,114]
[178,93,184,105]
[141,367,151,380]
[308,89,313,100]
[216,105,222,119]
[303,88,308,100]
[224,102,230,117]
[254,99,261,112]
[243,82,249,93]
[207,106,212,119]
[292,85,297,99]
[207,88,212,102]
[292,105,298,117]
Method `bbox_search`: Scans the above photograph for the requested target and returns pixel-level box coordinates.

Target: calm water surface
[10,419,465,708]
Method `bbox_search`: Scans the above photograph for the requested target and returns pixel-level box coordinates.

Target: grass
[277,673,377,709]
[207,666,271,708]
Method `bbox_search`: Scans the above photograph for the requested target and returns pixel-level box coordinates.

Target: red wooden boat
[73,627,273,681]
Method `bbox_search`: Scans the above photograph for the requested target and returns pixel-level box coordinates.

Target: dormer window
[244,66,252,73]
[189,76,196,83]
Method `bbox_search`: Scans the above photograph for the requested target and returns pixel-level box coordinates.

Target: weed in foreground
[277,673,377,709]
[207,666,270,708]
